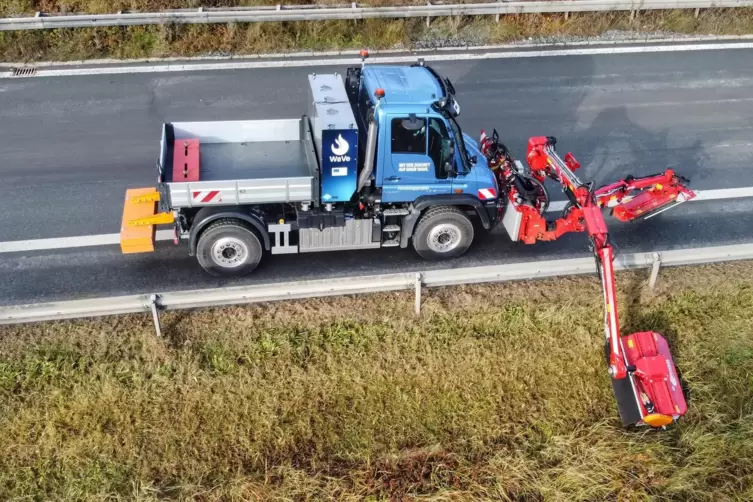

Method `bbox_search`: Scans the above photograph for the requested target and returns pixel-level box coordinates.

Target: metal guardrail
[1,242,752,327]
[1,0,751,31]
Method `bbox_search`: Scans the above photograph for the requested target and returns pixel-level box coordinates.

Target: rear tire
[196,218,264,277]
[412,205,474,261]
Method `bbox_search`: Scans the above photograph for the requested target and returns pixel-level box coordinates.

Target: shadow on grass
[159,311,194,348]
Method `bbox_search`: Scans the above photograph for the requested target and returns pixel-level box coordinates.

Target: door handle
[387,176,401,181]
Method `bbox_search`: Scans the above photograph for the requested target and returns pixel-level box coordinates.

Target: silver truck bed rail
[159,117,319,208]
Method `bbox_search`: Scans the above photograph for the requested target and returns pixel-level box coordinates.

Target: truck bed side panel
[168,176,313,207]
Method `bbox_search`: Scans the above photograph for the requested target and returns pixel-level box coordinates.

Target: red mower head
[612,331,688,428]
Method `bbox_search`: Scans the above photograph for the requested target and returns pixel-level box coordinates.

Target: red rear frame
[172,138,201,182]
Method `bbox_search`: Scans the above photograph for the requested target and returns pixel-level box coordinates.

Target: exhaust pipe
[357,110,378,193]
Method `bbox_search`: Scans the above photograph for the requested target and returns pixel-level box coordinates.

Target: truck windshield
[446,115,472,174]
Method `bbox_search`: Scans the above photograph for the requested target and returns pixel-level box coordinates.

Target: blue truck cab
[347,62,500,209]
[334,58,503,261]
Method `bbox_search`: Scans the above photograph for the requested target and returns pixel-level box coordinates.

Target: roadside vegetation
[3,0,463,16]
[0,261,752,500]
[2,7,753,62]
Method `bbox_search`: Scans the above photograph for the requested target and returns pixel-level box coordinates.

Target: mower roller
[479,130,693,428]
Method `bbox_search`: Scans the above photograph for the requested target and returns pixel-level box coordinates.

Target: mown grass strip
[0,261,752,500]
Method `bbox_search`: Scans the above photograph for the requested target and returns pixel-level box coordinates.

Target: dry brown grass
[2,8,753,62]
[2,0,473,17]
[0,260,752,501]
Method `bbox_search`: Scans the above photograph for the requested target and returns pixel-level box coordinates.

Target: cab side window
[391,117,427,154]
[428,117,451,178]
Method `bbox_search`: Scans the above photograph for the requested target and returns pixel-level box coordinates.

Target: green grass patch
[0,261,752,500]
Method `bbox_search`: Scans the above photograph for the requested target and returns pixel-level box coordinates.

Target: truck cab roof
[361,65,445,108]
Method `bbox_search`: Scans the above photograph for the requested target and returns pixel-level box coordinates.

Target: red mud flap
[610,331,688,428]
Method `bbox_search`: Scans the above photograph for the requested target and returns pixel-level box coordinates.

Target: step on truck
[121,50,697,430]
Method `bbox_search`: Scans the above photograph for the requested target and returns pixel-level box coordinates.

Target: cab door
[381,115,454,203]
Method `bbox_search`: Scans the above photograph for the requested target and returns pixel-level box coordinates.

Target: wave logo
[330,134,351,162]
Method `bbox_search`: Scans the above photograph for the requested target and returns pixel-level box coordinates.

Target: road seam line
[4,34,753,69]
[4,41,753,78]
[1,187,751,254]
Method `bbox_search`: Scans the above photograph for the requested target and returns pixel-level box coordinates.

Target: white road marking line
[7,34,753,69]
[579,97,753,111]
[1,186,752,254]
[546,187,753,212]
[691,187,753,201]
[0,230,175,253]
[4,41,753,79]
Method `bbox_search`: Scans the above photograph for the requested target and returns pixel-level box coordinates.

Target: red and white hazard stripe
[478,187,497,200]
[192,190,221,204]
[479,130,489,156]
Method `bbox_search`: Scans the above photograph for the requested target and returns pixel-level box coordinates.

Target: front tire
[412,206,474,261]
[196,219,263,277]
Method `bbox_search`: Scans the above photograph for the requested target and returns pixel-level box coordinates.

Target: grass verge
[3,9,753,63]
[3,0,476,17]
[1,261,752,500]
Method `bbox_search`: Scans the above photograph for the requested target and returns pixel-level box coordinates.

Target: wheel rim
[211,236,248,268]
[427,223,462,253]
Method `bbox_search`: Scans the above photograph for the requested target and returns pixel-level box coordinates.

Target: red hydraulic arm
[480,132,696,245]
[480,131,692,428]
[525,136,630,379]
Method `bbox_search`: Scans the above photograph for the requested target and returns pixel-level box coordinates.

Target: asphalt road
[1,46,753,305]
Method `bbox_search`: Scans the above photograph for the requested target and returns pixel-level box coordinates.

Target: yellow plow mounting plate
[120,188,159,253]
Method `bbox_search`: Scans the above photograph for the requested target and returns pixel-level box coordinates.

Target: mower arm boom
[479,131,693,427]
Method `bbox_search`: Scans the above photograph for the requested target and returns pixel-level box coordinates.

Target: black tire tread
[198,217,255,236]
[195,218,263,277]
[412,205,474,260]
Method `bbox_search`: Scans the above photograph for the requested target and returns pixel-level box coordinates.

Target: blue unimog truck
[120,54,503,277]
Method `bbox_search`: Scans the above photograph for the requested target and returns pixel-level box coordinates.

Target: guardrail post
[695,7,700,17]
[426,1,431,27]
[649,252,662,289]
[150,294,162,337]
[414,272,422,316]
